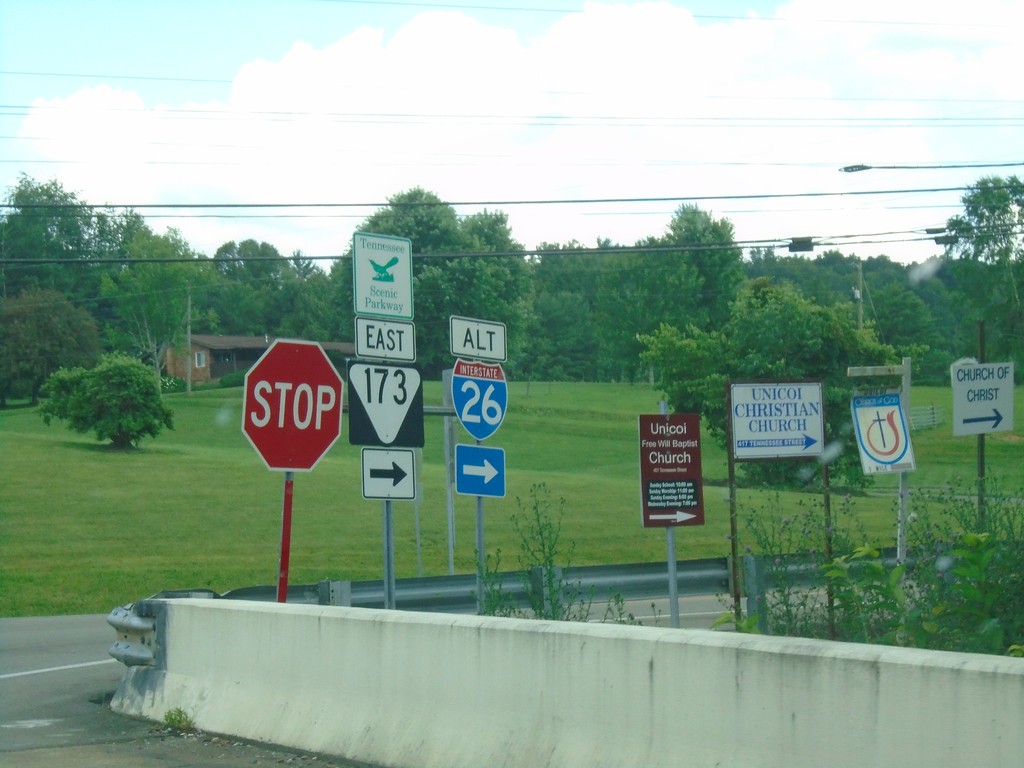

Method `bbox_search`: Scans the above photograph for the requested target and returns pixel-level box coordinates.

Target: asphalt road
[0,614,356,767]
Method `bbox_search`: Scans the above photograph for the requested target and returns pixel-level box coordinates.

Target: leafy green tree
[0,175,96,300]
[946,175,1024,362]
[528,242,605,380]
[415,211,531,375]
[276,252,335,342]
[641,278,896,486]
[868,283,948,383]
[357,187,462,265]
[207,239,289,335]
[39,353,173,449]
[0,289,100,405]
[101,228,207,379]
[589,206,742,382]
[661,204,744,328]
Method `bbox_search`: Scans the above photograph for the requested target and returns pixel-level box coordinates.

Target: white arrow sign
[951,361,1014,437]
[648,511,698,523]
[463,458,498,484]
[361,448,416,500]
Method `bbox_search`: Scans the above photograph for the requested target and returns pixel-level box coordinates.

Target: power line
[841,161,1024,173]
[4,102,1021,128]
[0,184,989,212]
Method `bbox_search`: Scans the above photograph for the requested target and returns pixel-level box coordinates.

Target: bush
[218,370,246,388]
[742,480,1024,656]
[39,353,174,449]
[478,483,637,624]
[160,375,186,394]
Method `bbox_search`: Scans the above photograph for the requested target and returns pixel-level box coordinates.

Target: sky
[2,0,1022,265]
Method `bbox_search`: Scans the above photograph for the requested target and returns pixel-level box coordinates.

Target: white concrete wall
[112,599,1024,768]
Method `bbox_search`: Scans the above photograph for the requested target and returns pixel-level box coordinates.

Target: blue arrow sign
[736,434,819,450]
[455,444,505,498]
[962,409,1003,430]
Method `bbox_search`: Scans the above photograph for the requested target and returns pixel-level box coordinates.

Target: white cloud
[10,1,1022,262]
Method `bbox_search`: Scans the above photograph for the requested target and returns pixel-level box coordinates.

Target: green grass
[1,382,1020,616]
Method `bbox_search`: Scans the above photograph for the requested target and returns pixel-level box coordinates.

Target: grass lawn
[1,380,1020,616]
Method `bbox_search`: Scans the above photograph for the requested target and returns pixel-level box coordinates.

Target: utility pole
[185,282,192,395]
[854,260,863,330]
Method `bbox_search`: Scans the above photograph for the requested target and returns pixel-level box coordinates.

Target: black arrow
[370,461,407,486]
[963,409,1003,429]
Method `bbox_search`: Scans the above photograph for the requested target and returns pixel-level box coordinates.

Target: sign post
[351,231,417,610]
[241,339,344,601]
[451,347,509,614]
[951,323,1015,526]
[727,381,826,623]
[639,408,704,628]
[348,359,424,611]
[848,358,913,561]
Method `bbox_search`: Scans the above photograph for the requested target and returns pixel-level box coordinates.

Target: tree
[39,353,173,449]
[0,289,100,405]
[661,204,744,328]
[0,175,96,300]
[641,278,896,487]
[357,187,462,265]
[101,227,206,380]
[528,242,605,380]
[207,239,289,335]
[0,176,146,317]
[868,282,948,384]
[946,175,1024,362]
[588,206,742,382]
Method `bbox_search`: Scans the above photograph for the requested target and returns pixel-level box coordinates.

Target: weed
[162,707,196,734]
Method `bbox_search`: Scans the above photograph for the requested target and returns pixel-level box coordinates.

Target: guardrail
[742,547,901,632]
[138,557,732,615]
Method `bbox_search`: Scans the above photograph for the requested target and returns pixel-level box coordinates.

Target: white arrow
[463,459,498,483]
[648,511,697,523]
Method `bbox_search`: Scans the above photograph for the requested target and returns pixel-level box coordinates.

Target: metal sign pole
[475,494,486,615]
[383,500,396,609]
[277,471,295,603]
[897,358,912,562]
[977,321,987,528]
[658,401,680,628]
[848,357,913,562]
[666,527,680,628]
[724,386,741,622]
[443,368,456,575]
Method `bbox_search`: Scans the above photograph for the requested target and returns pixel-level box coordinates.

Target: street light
[840,161,1024,173]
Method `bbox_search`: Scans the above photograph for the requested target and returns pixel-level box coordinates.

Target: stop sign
[242,340,344,471]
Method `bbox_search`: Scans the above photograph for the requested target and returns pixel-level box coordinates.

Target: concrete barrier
[111,599,1024,768]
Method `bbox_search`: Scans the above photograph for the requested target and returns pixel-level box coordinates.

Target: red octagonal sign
[242,340,344,471]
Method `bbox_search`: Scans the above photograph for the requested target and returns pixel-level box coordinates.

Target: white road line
[0,659,118,680]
